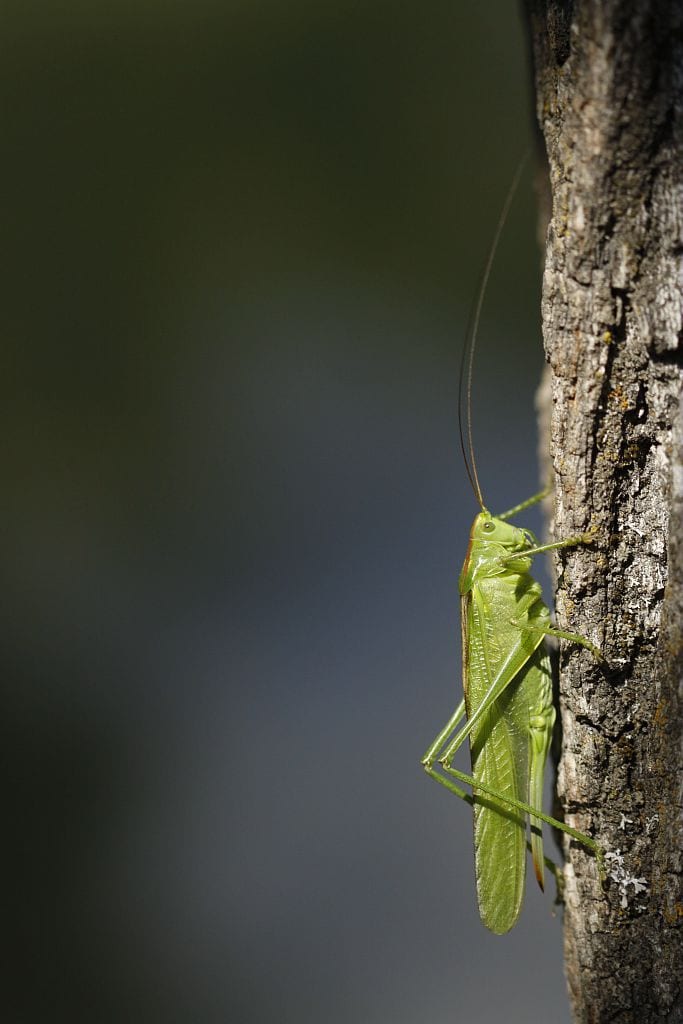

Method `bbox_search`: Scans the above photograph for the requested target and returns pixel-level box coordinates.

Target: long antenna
[458,153,529,509]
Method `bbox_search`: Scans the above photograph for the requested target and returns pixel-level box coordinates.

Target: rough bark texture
[523,2,683,1022]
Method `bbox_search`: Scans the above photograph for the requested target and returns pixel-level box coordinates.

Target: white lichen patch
[605,850,649,909]
[616,450,668,636]
[644,814,659,836]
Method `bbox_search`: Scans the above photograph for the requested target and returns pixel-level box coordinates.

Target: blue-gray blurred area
[3,3,571,1023]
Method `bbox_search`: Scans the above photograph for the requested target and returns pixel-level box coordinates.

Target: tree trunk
[522,2,683,1021]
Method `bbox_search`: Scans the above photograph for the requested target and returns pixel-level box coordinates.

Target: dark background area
[3,3,571,1022]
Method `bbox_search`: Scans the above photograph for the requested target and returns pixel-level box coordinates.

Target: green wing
[465,574,550,934]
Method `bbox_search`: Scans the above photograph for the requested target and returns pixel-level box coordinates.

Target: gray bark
[522,2,683,1021]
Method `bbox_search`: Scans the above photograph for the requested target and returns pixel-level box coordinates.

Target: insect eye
[483,522,495,532]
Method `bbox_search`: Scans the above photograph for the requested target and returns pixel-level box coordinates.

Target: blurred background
[3,3,570,1022]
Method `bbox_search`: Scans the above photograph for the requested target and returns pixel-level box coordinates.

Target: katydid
[422,167,604,935]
